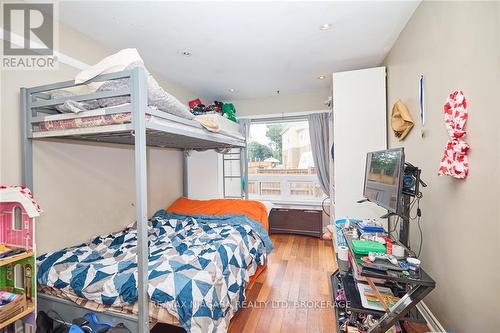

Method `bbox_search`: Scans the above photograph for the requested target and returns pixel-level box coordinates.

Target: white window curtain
[238,118,251,198]
[307,113,331,195]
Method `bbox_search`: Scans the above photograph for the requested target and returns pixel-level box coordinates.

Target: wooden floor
[229,234,338,333]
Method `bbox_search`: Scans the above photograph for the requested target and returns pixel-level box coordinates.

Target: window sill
[257,199,329,210]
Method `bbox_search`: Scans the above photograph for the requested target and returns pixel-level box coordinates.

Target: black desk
[332,227,436,333]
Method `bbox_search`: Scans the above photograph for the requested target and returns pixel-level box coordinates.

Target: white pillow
[96,62,194,120]
[75,48,143,84]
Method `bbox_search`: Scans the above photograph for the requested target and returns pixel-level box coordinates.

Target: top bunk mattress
[32,104,243,140]
[31,49,243,141]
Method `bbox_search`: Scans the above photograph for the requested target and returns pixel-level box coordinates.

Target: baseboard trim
[416,301,446,332]
[270,229,321,238]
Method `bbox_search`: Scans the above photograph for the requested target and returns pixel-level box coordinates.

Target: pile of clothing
[188,98,237,122]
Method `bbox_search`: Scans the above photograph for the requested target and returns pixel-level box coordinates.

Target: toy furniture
[0,186,41,332]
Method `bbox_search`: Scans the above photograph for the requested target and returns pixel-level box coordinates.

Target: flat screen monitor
[363,148,404,214]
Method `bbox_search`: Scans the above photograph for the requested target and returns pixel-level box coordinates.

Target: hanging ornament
[419,75,425,137]
[438,91,470,179]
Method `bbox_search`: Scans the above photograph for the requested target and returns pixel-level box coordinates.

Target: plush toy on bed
[222,103,237,122]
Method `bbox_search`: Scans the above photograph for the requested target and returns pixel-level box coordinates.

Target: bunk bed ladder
[222,148,248,199]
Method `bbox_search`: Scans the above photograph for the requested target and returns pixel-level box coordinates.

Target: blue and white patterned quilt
[37,210,273,332]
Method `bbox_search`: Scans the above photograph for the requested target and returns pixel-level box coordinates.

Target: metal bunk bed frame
[20,67,247,332]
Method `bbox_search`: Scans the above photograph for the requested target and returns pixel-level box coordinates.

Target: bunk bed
[21,67,257,333]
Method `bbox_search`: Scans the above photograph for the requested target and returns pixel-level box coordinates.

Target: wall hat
[391,99,414,141]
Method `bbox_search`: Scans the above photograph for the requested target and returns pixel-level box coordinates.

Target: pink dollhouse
[0,186,40,332]
[0,186,41,251]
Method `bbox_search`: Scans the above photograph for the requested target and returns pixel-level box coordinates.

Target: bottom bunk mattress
[39,284,181,326]
[37,210,273,333]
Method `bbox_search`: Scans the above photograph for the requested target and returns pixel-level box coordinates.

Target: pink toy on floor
[322,224,336,240]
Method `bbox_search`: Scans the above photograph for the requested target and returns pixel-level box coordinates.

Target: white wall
[0,21,196,254]
[186,151,222,199]
[232,90,329,117]
[384,2,499,331]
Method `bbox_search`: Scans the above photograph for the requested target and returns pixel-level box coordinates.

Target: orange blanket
[166,197,269,231]
[166,197,270,285]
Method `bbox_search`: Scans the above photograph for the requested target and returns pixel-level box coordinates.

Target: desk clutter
[332,218,435,333]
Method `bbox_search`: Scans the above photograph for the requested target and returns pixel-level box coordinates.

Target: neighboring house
[248,161,275,174]
[281,123,311,169]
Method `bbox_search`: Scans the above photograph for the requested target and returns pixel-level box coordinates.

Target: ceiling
[59,1,419,100]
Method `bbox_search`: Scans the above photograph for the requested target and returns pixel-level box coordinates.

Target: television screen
[363,148,404,214]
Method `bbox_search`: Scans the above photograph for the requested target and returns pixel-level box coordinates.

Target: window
[12,206,23,231]
[247,119,325,203]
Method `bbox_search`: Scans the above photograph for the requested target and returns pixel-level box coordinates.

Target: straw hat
[391,100,414,141]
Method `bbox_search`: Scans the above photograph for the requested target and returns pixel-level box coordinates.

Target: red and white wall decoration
[438,91,470,179]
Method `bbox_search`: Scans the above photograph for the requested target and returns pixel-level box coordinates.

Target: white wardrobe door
[333,67,387,220]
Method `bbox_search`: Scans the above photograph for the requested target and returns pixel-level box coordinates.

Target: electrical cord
[414,194,423,257]
[408,197,418,249]
[390,195,423,255]
[390,197,417,237]
[322,196,330,217]
[409,196,419,220]
[417,215,423,258]
[408,193,424,257]
[389,215,400,236]
[409,194,422,220]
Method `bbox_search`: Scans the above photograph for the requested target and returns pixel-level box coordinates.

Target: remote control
[368,252,398,265]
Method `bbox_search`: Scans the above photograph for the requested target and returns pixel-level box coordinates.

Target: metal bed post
[240,120,250,199]
[131,66,150,333]
[240,147,248,199]
[183,150,189,197]
[21,87,34,190]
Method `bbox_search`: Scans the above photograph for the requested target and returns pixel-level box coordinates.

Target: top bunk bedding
[26,49,244,149]
[31,104,243,140]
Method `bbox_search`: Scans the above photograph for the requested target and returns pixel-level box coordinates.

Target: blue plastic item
[334,218,362,248]
[69,313,113,332]
[84,312,113,331]
[68,326,85,333]
[359,225,385,233]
